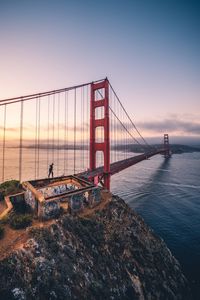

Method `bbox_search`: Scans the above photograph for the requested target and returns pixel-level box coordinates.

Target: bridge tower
[90,79,110,190]
[164,134,171,158]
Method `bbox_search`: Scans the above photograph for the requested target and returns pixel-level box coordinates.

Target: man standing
[48,163,54,178]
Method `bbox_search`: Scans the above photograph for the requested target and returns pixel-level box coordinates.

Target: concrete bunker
[22,175,102,219]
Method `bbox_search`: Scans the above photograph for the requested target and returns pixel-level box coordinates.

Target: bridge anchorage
[0,77,171,191]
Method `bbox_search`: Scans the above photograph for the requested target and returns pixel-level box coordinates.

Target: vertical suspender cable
[64,91,67,174]
[87,84,89,168]
[34,99,38,179]
[114,93,116,162]
[74,88,76,174]
[19,100,23,182]
[115,115,117,162]
[121,108,123,159]
[66,91,68,174]
[126,120,127,158]
[117,103,119,161]
[122,110,124,159]
[81,87,83,170]
[120,105,122,161]
[109,89,111,164]
[116,102,118,161]
[57,93,60,176]
[82,87,84,170]
[112,104,114,163]
[123,109,126,159]
[83,87,85,170]
[52,93,55,164]
[2,105,7,182]
[37,96,41,178]
[101,88,103,167]
[47,95,50,172]
[122,111,124,159]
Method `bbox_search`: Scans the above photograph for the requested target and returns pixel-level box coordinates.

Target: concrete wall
[24,190,37,212]
[24,182,102,218]
[70,194,84,212]
[38,200,60,220]
[88,188,101,207]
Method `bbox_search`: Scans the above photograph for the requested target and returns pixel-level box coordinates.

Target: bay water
[112,152,200,299]
[0,148,199,297]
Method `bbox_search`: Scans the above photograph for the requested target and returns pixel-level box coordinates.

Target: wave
[142,167,171,172]
[156,181,200,190]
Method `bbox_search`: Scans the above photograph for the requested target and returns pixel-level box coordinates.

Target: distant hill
[113,144,200,154]
[168,144,200,154]
[8,143,200,154]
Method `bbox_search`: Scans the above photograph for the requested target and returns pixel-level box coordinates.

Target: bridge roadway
[79,148,167,180]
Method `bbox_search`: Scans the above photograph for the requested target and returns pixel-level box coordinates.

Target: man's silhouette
[48,163,54,178]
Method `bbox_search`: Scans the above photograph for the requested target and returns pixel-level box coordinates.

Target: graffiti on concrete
[70,194,84,211]
[24,190,36,210]
[39,184,78,199]
[43,201,60,218]
[89,188,101,206]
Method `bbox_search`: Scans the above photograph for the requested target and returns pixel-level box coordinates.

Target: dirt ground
[0,218,55,261]
[0,190,112,260]
[80,190,112,217]
[0,200,6,215]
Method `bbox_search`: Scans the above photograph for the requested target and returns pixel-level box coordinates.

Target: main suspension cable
[96,88,144,148]
[0,78,106,106]
[108,81,153,150]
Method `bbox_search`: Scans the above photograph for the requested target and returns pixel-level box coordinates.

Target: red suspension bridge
[0,78,170,190]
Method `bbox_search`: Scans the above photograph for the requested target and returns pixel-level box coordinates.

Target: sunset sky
[0,0,199,144]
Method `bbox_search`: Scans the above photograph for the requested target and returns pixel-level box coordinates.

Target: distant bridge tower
[164,134,171,158]
[90,79,110,190]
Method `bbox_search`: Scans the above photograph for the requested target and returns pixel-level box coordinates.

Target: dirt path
[0,225,28,260]
[0,191,112,260]
[80,190,112,218]
[0,200,6,214]
[0,219,56,261]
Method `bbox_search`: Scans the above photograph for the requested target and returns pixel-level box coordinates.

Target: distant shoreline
[4,144,200,154]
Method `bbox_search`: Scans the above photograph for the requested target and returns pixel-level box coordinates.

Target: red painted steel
[80,147,168,180]
[90,79,110,190]
[164,133,170,158]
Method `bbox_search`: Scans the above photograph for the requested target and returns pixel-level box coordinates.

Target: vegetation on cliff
[0,180,21,200]
[0,196,191,299]
[0,225,4,239]
[9,213,32,230]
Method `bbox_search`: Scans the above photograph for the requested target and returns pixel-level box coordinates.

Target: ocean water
[111,152,200,299]
[0,149,199,297]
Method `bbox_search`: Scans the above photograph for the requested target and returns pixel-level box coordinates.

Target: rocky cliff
[0,195,191,300]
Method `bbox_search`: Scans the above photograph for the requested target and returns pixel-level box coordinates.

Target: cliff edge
[0,195,191,299]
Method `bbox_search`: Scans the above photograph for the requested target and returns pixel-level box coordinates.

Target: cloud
[0,122,90,134]
[0,126,19,132]
[137,118,200,135]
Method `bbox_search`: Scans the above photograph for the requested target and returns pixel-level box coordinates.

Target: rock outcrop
[0,195,191,299]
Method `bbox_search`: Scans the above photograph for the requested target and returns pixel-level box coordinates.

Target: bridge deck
[80,148,167,179]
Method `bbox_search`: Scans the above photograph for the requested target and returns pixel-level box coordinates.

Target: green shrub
[9,214,32,229]
[0,215,9,225]
[10,194,29,214]
[0,225,4,239]
[0,180,22,198]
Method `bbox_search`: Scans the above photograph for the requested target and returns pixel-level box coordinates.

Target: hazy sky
[0,0,199,141]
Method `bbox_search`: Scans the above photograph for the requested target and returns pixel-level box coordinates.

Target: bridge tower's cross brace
[90,79,110,190]
[164,133,170,158]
